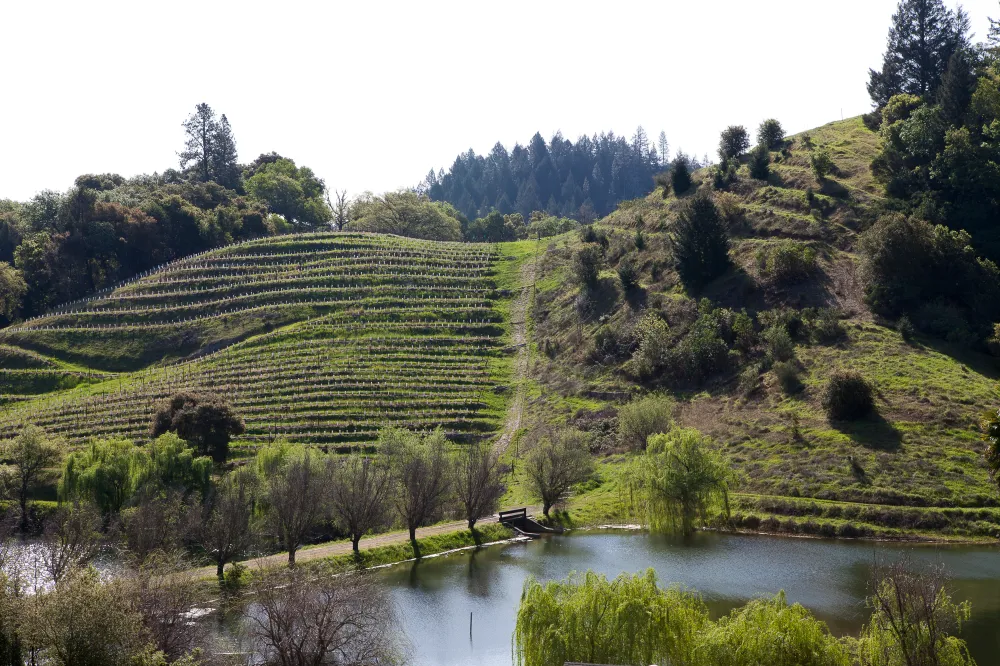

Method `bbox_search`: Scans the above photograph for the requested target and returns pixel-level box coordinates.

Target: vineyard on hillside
[0,233,519,453]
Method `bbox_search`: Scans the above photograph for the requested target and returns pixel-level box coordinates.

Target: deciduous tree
[454,442,507,529]
[329,453,394,553]
[524,429,593,517]
[262,447,330,566]
[1,425,63,532]
[151,392,245,464]
[383,428,452,542]
[41,502,102,584]
[628,428,732,536]
[198,469,257,579]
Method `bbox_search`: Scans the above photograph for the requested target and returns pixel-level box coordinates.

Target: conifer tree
[179,103,217,182]
[938,47,976,125]
[868,0,970,107]
[670,153,693,196]
[672,195,730,290]
[657,131,670,168]
[210,114,240,189]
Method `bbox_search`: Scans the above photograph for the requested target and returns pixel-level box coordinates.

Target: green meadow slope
[515,117,1000,539]
[0,232,528,453]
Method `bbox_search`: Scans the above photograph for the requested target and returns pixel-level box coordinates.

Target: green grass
[0,233,522,450]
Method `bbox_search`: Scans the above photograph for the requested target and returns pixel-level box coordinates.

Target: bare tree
[41,502,102,584]
[329,454,394,553]
[1,425,63,532]
[264,449,330,566]
[454,442,508,529]
[863,556,972,666]
[524,428,593,518]
[119,490,197,563]
[128,553,205,661]
[248,568,401,665]
[199,469,257,579]
[333,190,350,231]
[384,428,452,542]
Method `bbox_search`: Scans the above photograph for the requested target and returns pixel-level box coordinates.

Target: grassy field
[514,117,1000,539]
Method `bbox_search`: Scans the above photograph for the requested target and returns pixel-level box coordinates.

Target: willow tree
[1,425,63,531]
[514,569,708,666]
[626,427,732,535]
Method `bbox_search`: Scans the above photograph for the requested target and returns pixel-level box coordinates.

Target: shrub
[807,308,846,344]
[897,315,915,341]
[810,149,833,181]
[672,195,731,291]
[653,171,671,197]
[671,154,693,195]
[573,243,603,289]
[823,372,875,421]
[747,144,770,180]
[617,257,639,291]
[711,160,738,190]
[764,326,795,362]
[773,361,803,395]
[661,310,733,385]
[617,394,674,451]
[859,214,1000,344]
[757,119,785,149]
[634,229,645,250]
[756,241,817,285]
[718,125,750,161]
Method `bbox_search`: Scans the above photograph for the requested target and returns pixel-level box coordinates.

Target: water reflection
[379,531,1000,666]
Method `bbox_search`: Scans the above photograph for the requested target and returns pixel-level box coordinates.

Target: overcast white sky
[0,0,995,202]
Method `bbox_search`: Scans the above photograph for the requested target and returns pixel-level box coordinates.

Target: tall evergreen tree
[658,131,670,168]
[938,47,976,125]
[179,103,217,182]
[867,0,970,107]
[210,114,240,189]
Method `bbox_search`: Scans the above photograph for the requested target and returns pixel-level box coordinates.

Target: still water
[379,531,1000,666]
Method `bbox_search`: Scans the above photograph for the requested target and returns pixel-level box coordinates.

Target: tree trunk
[288,547,296,567]
[468,517,477,530]
[352,535,361,553]
[217,559,225,579]
[543,500,552,518]
[408,526,417,542]
[18,492,27,533]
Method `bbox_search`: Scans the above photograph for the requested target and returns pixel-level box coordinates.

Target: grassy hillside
[516,117,1000,538]
[0,232,524,452]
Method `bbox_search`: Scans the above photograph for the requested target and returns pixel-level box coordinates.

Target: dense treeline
[0,104,331,326]
[422,128,696,223]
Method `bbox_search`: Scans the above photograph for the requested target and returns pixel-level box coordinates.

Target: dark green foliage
[867,0,969,107]
[670,153,693,196]
[466,210,528,242]
[672,195,731,291]
[634,228,645,250]
[572,243,604,290]
[425,126,662,222]
[810,149,833,181]
[757,119,785,150]
[897,314,916,340]
[712,159,739,190]
[718,126,750,161]
[151,392,245,463]
[938,48,976,125]
[756,241,817,285]
[764,326,795,362]
[823,372,875,421]
[245,157,331,227]
[859,214,1000,344]
[748,144,770,181]
[773,361,803,395]
[617,257,639,291]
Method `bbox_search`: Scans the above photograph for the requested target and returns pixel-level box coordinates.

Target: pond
[379,530,1000,666]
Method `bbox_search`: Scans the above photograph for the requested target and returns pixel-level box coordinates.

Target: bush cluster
[823,371,875,421]
[755,241,817,285]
